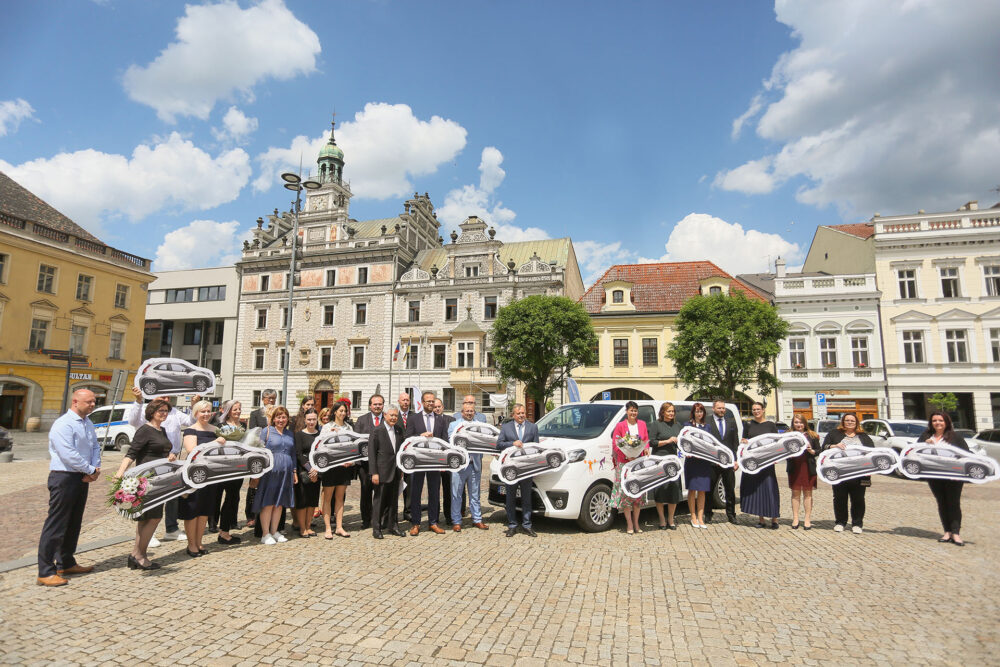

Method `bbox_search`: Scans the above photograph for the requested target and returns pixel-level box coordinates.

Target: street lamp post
[280,171,321,406]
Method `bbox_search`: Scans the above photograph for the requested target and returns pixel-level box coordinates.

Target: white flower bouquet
[616,434,646,459]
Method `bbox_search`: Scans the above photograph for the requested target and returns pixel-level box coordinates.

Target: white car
[969,429,1000,463]
[487,400,743,532]
[90,403,135,451]
[861,419,928,455]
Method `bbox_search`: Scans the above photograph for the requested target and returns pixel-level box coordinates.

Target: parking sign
[602,391,611,401]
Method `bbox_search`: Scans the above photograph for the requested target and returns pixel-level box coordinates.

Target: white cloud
[154,219,243,270]
[212,106,258,143]
[574,239,635,288]
[0,98,35,136]
[0,132,251,233]
[123,0,320,122]
[639,213,802,275]
[254,103,467,199]
[436,147,524,235]
[716,1,1000,217]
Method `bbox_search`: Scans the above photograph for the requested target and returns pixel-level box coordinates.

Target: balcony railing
[774,274,877,296]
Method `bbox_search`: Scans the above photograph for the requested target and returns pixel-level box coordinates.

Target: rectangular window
[587,342,599,366]
[326,269,337,287]
[281,307,290,329]
[457,341,475,368]
[484,296,498,320]
[252,390,262,408]
[481,391,491,412]
[990,328,1000,363]
[945,329,968,363]
[165,288,194,303]
[108,331,124,359]
[641,337,658,366]
[406,344,419,370]
[442,388,455,412]
[985,265,1000,297]
[445,298,458,322]
[319,346,332,370]
[29,319,48,350]
[0,253,8,283]
[902,331,924,364]
[465,265,479,277]
[851,336,869,368]
[114,284,129,308]
[213,322,224,345]
[70,325,86,355]
[260,275,270,291]
[197,285,226,302]
[940,267,960,298]
[408,300,420,322]
[352,345,365,369]
[613,338,629,367]
[898,269,917,299]
[278,348,289,370]
[256,308,267,329]
[183,323,202,346]
[357,267,368,284]
[37,265,56,293]
[788,338,806,368]
[254,348,265,370]
[612,290,624,304]
[355,303,367,324]
[323,304,335,326]
[819,337,837,367]
[76,275,93,301]
[433,344,447,369]
[211,359,221,374]
[486,350,495,368]
[352,390,362,410]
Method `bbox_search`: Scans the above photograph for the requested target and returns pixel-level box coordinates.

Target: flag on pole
[393,340,401,362]
[401,344,409,361]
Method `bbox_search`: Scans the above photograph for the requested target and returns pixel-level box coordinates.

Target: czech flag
[393,340,401,361]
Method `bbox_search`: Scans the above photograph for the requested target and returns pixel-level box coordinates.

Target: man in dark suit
[405,390,449,535]
[369,404,407,539]
[248,389,276,429]
[497,403,538,538]
[352,394,385,529]
[705,398,739,524]
[397,392,417,522]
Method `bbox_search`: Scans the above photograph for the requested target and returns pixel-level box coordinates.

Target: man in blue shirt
[452,394,488,423]
[37,389,102,586]
[448,404,489,532]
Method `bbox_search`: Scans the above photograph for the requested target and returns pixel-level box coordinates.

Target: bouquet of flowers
[215,423,247,441]
[615,434,646,459]
[108,473,151,519]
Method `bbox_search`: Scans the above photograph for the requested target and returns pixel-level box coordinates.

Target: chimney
[959,200,978,211]
[775,256,786,278]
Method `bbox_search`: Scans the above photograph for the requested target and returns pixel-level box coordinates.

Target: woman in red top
[610,401,649,535]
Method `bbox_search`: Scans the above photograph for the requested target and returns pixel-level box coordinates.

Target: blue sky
[2,1,998,283]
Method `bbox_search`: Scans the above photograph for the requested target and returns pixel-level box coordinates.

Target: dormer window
[709,286,722,295]
[601,280,635,312]
[464,265,480,278]
[612,290,624,304]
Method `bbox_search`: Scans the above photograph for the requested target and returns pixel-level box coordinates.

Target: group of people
[36,387,974,585]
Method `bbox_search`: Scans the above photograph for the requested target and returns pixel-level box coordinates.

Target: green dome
[319,141,344,161]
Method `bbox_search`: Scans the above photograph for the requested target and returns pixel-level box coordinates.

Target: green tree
[490,295,598,416]
[928,392,958,413]
[667,292,788,401]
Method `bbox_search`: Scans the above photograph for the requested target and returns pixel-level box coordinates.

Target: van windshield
[536,404,622,440]
[889,422,926,437]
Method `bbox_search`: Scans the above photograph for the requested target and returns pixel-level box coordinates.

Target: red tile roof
[823,222,874,239]
[579,261,769,314]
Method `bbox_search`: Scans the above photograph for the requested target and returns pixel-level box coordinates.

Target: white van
[90,403,135,451]
[487,400,743,532]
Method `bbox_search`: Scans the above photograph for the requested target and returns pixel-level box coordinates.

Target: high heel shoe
[127,555,139,570]
[128,555,161,570]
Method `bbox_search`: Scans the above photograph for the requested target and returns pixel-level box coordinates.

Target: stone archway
[589,387,654,401]
[0,375,43,429]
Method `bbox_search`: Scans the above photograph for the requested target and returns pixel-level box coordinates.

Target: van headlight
[568,449,586,463]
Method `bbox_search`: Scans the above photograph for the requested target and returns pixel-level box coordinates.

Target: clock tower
[305,119,352,235]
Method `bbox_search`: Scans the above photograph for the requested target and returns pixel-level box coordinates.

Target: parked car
[451,422,502,454]
[900,445,997,481]
[621,455,682,497]
[775,422,790,433]
[810,419,840,440]
[819,446,897,482]
[498,445,567,482]
[0,425,11,453]
[90,403,135,451]
[487,400,743,532]
[739,432,807,472]
[861,419,928,454]
[136,359,214,396]
[678,427,735,467]
[398,438,468,472]
[311,431,368,469]
[185,443,270,485]
[970,429,1000,462]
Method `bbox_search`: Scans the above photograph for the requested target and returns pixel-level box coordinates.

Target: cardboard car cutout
[497,443,568,483]
[620,455,682,499]
[122,458,193,515]
[738,431,810,474]
[182,428,273,489]
[396,436,469,472]
[677,426,734,468]
[898,442,999,484]
[309,430,369,471]
[817,446,899,484]
[450,422,502,455]
[135,357,216,399]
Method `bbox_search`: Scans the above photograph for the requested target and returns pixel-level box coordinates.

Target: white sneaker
[163,530,180,541]
[834,524,844,532]
[147,536,161,548]
[274,533,288,543]
[852,525,863,534]
[262,534,276,545]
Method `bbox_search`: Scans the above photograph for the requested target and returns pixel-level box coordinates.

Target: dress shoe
[390,528,407,537]
[37,574,68,587]
[522,527,538,538]
[727,516,737,524]
[128,555,160,571]
[186,548,204,556]
[207,524,219,534]
[409,525,420,536]
[361,522,371,530]
[505,527,517,537]
[474,522,489,530]
[373,530,384,539]
[452,524,462,532]
[218,534,241,545]
[57,564,94,576]
[429,524,446,535]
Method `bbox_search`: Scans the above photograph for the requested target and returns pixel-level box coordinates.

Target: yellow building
[0,172,152,429]
[573,262,772,417]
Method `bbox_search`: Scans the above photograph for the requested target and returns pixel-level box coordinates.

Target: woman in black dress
[649,402,683,530]
[821,412,875,534]
[212,399,244,545]
[113,399,173,570]
[919,411,970,546]
[294,410,321,538]
[180,400,227,557]
[292,396,316,433]
[786,414,819,529]
[739,401,781,529]
[684,403,713,529]
[320,400,353,539]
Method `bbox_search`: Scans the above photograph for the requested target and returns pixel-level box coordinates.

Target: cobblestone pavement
[1,456,998,666]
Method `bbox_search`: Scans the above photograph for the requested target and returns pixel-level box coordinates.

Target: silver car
[740,432,807,472]
[499,445,566,482]
[312,431,369,469]
[819,447,896,482]
[622,456,682,497]
[451,423,502,454]
[678,427,734,467]
[398,438,468,472]
[900,445,996,481]
[185,443,270,485]
[137,359,214,395]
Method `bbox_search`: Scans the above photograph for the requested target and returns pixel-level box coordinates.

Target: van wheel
[113,433,129,451]
[577,483,615,532]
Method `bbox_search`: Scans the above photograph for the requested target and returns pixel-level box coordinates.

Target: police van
[487,400,743,532]
[90,402,135,451]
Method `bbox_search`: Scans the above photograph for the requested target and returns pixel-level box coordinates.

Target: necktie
[426,413,433,433]
[374,415,380,427]
[717,417,724,437]
[517,423,524,441]
[402,413,407,427]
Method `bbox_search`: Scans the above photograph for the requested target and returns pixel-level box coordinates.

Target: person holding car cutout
[179,401,226,557]
[404,391,449,535]
[252,406,297,545]
[786,415,819,530]
[919,411,970,546]
[611,401,649,535]
[649,402,683,530]
[318,400,353,539]
[448,403,489,532]
[740,402,781,530]
[821,412,875,534]
[497,403,538,538]
[684,403,714,529]
[369,404,407,539]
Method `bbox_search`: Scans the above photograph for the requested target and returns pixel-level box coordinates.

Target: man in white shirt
[369,405,407,539]
[448,404,489,532]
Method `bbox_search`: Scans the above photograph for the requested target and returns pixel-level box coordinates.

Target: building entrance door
[0,385,26,428]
